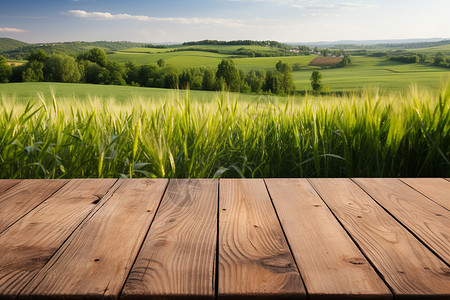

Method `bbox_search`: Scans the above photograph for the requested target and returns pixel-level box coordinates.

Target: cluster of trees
[203,59,295,94]
[432,52,450,68]
[390,55,422,63]
[0,48,297,95]
[388,52,449,68]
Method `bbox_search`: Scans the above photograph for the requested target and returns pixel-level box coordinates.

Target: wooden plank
[0,179,117,298]
[218,179,305,299]
[122,179,218,299]
[0,179,20,195]
[309,178,450,298]
[400,178,450,210]
[265,179,391,299]
[0,179,68,234]
[21,179,168,299]
[353,178,449,264]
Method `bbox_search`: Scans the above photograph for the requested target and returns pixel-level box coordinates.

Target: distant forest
[182,40,291,49]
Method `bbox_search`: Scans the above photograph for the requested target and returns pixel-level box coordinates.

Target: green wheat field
[1,82,449,179]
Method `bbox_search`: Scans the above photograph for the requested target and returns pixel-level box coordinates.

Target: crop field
[293,56,450,91]
[0,82,448,179]
[308,56,343,67]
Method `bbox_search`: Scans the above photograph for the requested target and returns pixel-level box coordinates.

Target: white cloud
[292,2,377,9]
[66,10,245,26]
[0,27,26,32]
[229,0,377,9]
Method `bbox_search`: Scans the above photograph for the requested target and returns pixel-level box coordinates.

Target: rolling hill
[0,37,29,52]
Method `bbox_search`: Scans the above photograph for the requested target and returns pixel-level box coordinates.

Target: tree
[106,60,126,85]
[125,61,140,85]
[78,48,107,67]
[202,68,216,90]
[157,59,166,67]
[0,55,12,83]
[274,61,295,95]
[216,59,240,92]
[82,61,106,84]
[245,70,265,93]
[44,53,81,83]
[138,64,159,87]
[22,61,44,82]
[310,71,324,95]
[27,50,48,63]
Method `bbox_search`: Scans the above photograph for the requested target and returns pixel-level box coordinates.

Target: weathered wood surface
[353,178,449,264]
[0,180,20,195]
[0,178,448,299]
[21,179,168,299]
[0,179,117,298]
[265,179,391,299]
[219,179,305,299]
[0,179,68,233]
[122,179,218,299]
[400,178,450,209]
[310,178,450,298]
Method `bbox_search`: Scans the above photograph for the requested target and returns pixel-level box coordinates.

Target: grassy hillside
[408,44,450,56]
[0,38,29,52]
[0,39,146,59]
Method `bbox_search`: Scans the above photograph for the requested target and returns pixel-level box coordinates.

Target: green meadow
[409,44,450,56]
[292,56,449,92]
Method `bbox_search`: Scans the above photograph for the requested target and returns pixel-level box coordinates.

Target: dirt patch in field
[309,56,343,67]
[7,62,25,66]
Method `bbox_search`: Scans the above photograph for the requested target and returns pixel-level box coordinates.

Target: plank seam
[0,180,21,194]
[398,178,449,211]
[18,178,122,296]
[215,179,220,300]
[263,178,309,299]
[351,178,450,267]
[0,179,70,236]
[117,178,170,300]
[307,178,396,299]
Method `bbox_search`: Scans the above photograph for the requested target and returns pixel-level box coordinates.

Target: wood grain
[122,179,218,299]
[400,178,450,210]
[310,178,450,298]
[353,178,449,264]
[265,178,391,299]
[0,179,117,298]
[0,180,20,195]
[20,179,168,299]
[0,179,68,234]
[218,179,305,299]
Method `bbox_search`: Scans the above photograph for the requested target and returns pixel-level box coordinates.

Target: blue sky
[1,0,449,43]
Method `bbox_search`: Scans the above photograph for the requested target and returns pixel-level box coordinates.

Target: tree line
[0,48,296,94]
[182,40,291,49]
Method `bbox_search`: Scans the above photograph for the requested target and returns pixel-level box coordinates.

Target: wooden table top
[0,178,448,299]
